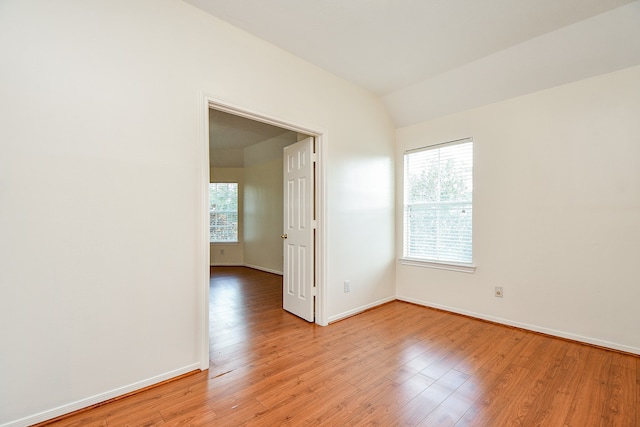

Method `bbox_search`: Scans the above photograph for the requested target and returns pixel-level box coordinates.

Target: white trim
[327,296,396,324]
[1,364,201,427]
[202,94,328,329]
[399,258,476,273]
[207,98,322,136]
[209,262,244,267]
[315,132,328,326]
[243,263,283,276]
[198,94,211,371]
[209,264,283,275]
[404,136,473,154]
[397,295,640,356]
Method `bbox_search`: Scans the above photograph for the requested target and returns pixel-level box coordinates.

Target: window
[403,138,473,266]
[209,183,238,243]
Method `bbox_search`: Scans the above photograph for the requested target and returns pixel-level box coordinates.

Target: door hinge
[311,286,317,296]
[312,220,317,229]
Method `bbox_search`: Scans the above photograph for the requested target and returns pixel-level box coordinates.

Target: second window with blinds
[402,138,474,270]
[209,183,238,243]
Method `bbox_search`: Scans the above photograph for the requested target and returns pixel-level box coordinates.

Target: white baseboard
[328,296,396,324]
[2,363,201,427]
[397,295,640,356]
[209,263,283,276]
[243,263,283,276]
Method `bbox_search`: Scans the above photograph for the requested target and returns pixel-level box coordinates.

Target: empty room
[1,1,639,426]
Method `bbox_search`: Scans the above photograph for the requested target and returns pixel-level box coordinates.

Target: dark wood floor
[44,266,638,426]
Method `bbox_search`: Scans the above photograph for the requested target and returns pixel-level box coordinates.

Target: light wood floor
[43,266,638,426]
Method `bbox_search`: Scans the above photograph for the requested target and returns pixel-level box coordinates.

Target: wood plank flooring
[42,266,638,426]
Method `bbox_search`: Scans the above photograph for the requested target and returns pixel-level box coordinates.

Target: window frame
[209,182,239,244]
[400,138,476,274]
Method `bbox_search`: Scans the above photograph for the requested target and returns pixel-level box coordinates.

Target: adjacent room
[1,0,639,425]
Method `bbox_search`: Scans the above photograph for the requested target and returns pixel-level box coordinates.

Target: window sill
[399,258,476,274]
[210,242,239,245]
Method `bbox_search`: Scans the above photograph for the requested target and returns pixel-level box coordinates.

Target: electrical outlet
[495,286,503,298]
[344,280,350,293]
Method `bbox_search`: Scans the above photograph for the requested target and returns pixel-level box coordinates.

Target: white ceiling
[189,0,640,126]
[209,109,290,150]
[209,109,296,167]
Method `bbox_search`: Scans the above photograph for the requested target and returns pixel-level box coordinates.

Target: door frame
[198,94,328,370]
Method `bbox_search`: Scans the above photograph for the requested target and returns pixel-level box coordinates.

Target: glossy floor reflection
[206,267,638,426]
[42,266,638,426]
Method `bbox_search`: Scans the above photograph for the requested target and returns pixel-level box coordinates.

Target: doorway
[208,109,300,273]
[199,97,327,368]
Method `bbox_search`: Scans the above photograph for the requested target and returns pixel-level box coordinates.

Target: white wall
[395,66,640,354]
[210,167,244,266]
[243,133,297,274]
[0,1,395,425]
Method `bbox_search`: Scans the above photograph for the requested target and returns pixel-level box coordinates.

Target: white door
[282,137,315,322]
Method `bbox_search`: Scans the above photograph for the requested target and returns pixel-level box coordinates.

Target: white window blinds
[209,183,238,243]
[403,138,473,264]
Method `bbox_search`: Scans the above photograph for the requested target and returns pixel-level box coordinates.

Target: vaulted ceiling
[187,0,640,126]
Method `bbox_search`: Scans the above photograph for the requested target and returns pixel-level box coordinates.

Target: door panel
[283,137,314,322]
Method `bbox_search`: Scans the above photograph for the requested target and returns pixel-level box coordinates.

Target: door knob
[281,234,288,239]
